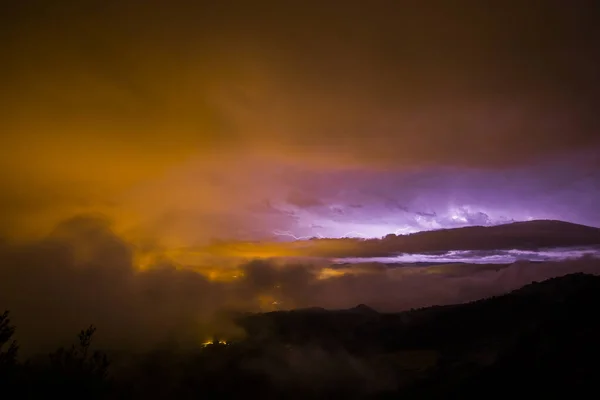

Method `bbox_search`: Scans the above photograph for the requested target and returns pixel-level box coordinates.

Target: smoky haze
[1,215,599,355]
[1,1,600,245]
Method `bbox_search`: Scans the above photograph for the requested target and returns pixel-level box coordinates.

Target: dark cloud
[383,200,410,213]
[0,1,599,248]
[248,200,286,215]
[2,4,600,371]
[3,1,600,170]
[285,191,324,209]
[330,207,345,215]
[416,211,437,218]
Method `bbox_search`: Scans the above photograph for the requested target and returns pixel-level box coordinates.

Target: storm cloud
[1,215,599,355]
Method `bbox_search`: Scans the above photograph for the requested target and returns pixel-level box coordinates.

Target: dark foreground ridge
[299,219,600,257]
[2,273,600,398]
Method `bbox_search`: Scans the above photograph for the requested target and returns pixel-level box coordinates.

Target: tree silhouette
[2,273,600,398]
[49,324,110,380]
[0,310,18,367]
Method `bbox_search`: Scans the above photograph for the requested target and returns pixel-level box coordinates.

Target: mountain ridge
[235,272,600,397]
[299,219,600,257]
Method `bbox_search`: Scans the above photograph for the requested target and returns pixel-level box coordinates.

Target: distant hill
[6,273,598,399]
[300,219,600,257]
[396,219,600,251]
[237,272,600,397]
[239,272,600,347]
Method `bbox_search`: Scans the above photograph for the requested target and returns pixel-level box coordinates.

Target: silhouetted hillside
[2,272,600,398]
[301,219,600,257]
[238,272,600,397]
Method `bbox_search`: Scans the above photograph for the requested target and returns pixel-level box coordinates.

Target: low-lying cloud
[1,215,599,355]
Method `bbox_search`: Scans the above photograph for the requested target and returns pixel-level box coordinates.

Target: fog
[1,215,598,355]
[335,246,600,264]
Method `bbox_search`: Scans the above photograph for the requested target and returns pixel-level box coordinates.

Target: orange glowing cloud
[1,0,599,252]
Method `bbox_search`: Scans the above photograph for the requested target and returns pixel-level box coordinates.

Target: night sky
[2,1,600,352]
[2,0,600,247]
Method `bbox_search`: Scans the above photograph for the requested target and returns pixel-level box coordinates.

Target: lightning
[339,231,372,238]
[272,228,412,241]
[272,230,325,240]
[393,227,415,235]
[273,230,373,240]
